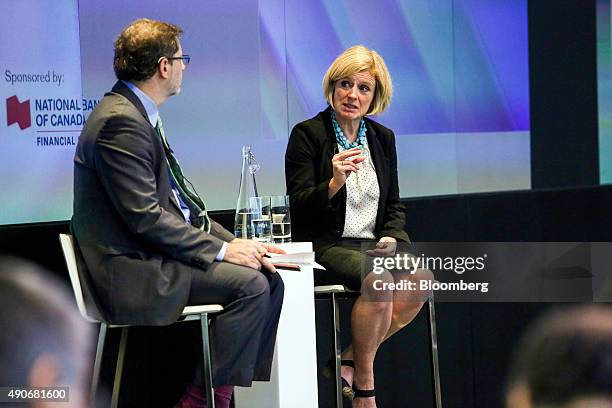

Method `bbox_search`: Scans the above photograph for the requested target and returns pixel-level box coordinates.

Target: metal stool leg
[427,296,442,408]
[111,327,128,408]
[91,323,107,405]
[331,293,343,408]
[201,313,215,408]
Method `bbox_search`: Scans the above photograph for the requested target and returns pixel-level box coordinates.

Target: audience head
[506,305,612,408]
[0,257,92,407]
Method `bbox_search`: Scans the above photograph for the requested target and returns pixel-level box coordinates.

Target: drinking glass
[249,196,272,243]
[270,195,291,243]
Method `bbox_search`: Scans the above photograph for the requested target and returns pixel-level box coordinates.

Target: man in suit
[72,18,284,408]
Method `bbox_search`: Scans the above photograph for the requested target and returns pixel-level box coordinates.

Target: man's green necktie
[155,116,211,233]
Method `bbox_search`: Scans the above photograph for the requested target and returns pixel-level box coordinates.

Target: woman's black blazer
[285,106,410,253]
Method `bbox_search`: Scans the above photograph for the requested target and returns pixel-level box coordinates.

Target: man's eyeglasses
[164,55,191,66]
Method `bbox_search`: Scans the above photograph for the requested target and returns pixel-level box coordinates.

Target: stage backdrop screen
[0,1,82,225]
[598,0,612,183]
[0,0,529,225]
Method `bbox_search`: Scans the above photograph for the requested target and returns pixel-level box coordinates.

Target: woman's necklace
[331,109,367,150]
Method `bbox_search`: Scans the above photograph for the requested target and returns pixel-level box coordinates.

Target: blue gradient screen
[598,0,612,183]
[79,0,530,211]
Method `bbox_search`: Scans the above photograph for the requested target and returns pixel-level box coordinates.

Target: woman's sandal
[322,358,356,400]
[353,385,376,399]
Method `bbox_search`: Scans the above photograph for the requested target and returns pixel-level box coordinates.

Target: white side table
[234,242,319,408]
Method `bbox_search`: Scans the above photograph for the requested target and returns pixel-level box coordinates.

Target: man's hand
[225,238,286,273]
[365,236,397,257]
[259,241,286,273]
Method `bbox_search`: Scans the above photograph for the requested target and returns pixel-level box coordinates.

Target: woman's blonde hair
[322,45,393,115]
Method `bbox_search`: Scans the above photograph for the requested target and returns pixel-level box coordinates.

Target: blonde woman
[285,45,431,408]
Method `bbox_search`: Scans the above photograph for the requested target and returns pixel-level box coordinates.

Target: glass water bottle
[234,146,260,239]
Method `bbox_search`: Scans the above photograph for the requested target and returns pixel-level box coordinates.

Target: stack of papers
[265,252,326,270]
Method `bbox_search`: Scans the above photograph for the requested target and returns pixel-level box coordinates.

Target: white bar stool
[314,285,442,408]
[59,233,223,408]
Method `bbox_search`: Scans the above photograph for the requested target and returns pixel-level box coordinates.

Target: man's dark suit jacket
[73,81,235,326]
[285,106,410,254]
